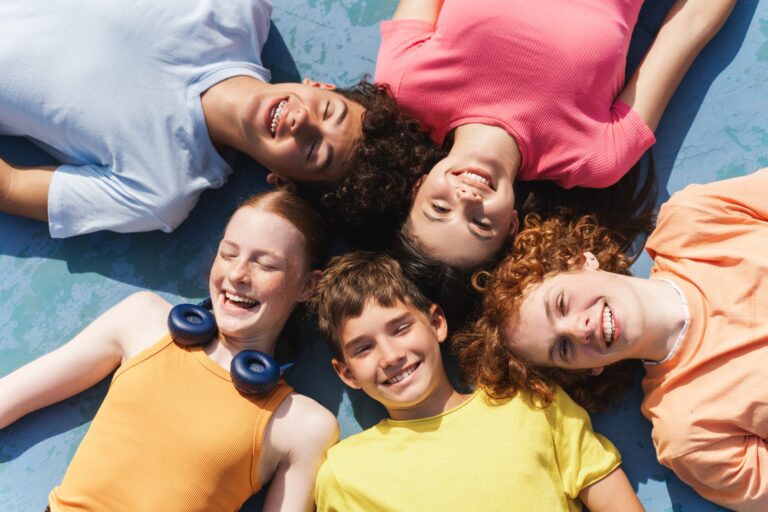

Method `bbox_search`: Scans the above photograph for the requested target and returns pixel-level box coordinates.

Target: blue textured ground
[1,1,766,510]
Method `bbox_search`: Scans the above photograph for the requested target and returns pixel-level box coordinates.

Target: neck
[387,374,470,422]
[636,278,688,362]
[201,75,266,152]
[451,123,521,181]
[204,331,279,369]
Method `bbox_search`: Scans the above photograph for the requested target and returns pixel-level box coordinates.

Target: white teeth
[602,305,614,346]
[385,365,417,385]
[270,99,287,136]
[460,171,490,187]
[225,291,258,306]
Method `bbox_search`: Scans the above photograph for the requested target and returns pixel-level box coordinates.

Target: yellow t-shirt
[643,169,768,512]
[315,388,620,512]
[49,335,292,512]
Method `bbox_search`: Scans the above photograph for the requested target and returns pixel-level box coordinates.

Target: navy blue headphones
[167,298,294,395]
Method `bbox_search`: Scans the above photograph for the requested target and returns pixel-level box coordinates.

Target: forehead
[224,208,305,253]
[339,299,413,338]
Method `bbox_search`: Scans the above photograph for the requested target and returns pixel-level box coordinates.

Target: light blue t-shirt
[0,0,272,237]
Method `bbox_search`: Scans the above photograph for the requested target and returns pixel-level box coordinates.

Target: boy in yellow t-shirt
[311,252,642,512]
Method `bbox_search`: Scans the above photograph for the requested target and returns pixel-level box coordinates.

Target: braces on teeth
[270,99,287,136]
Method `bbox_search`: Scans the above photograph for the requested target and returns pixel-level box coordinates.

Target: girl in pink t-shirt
[377,0,734,268]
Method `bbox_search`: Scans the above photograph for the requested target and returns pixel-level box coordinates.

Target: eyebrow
[343,312,411,351]
[336,100,348,126]
[541,287,557,363]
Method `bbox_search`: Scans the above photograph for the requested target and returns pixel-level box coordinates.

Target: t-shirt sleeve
[661,436,768,512]
[560,100,656,189]
[647,168,768,263]
[314,457,348,512]
[549,387,622,499]
[48,163,192,238]
[374,19,434,89]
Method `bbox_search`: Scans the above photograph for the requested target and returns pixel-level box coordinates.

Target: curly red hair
[454,212,639,412]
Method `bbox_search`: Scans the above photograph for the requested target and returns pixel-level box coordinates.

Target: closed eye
[353,344,372,356]
[307,138,318,161]
[558,337,570,361]
[431,203,450,214]
[395,322,412,335]
[322,101,330,121]
[557,292,565,314]
[472,218,492,231]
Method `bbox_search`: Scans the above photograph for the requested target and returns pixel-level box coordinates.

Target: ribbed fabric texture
[49,335,292,512]
[374,0,656,188]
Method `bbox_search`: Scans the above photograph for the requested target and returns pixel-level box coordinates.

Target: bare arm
[579,467,644,512]
[392,0,444,23]
[261,394,339,512]
[0,292,170,429]
[618,0,736,132]
[0,156,55,222]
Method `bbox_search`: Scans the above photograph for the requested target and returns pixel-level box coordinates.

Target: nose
[289,107,317,136]
[455,185,482,205]
[572,311,594,345]
[378,339,406,368]
[228,259,251,284]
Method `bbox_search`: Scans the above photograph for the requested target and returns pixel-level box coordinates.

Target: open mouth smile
[268,98,288,137]
[602,304,615,347]
[384,362,420,385]
[224,290,260,310]
[454,168,496,192]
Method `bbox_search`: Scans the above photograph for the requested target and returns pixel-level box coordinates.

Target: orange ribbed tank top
[49,335,293,511]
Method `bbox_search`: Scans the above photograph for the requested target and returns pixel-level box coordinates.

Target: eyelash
[558,337,569,361]
[431,204,449,214]
[323,101,330,120]
[557,293,565,313]
[396,322,412,334]
[472,218,491,230]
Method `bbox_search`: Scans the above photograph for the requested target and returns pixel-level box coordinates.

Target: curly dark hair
[296,81,443,249]
[452,212,639,413]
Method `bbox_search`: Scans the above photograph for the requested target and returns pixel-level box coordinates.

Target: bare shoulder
[270,392,339,456]
[110,291,173,358]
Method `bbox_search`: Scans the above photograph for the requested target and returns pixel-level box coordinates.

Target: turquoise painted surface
[1,1,767,510]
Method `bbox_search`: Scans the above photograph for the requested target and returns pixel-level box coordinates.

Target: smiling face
[208,207,316,348]
[240,79,365,183]
[408,152,519,268]
[506,268,651,372]
[332,300,450,419]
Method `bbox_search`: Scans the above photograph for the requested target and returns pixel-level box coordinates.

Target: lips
[223,290,260,310]
[265,97,288,138]
[453,168,496,192]
[383,362,420,385]
[601,304,615,347]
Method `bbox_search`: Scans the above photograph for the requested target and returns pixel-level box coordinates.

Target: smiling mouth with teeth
[457,169,495,191]
[224,291,260,310]
[384,363,420,385]
[269,99,288,137]
[602,304,615,347]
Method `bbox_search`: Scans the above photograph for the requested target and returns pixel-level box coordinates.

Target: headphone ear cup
[168,303,217,346]
[231,350,281,395]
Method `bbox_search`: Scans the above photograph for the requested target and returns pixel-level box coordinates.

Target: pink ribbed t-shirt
[374,0,656,188]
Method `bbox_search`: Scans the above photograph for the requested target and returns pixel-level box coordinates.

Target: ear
[582,251,600,270]
[410,174,427,201]
[590,366,604,377]
[332,358,361,389]
[298,269,322,302]
[429,304,449,344]
[302,77,337,90]
[508,209,520,238]
[266,172,296,191]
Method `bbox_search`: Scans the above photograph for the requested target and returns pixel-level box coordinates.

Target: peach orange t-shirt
[643,169,768,511]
